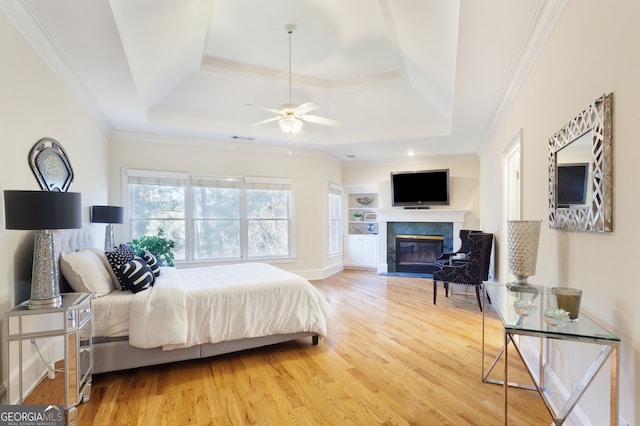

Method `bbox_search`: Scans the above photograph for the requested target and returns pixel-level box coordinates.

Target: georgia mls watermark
[0,405,64,426]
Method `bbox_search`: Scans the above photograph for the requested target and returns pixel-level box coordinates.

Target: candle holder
[553,287,582,320]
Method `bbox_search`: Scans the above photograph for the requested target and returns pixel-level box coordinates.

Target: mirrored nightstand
[5,293,93,426]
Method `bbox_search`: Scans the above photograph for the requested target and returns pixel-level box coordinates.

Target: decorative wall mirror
[549,93,613,232]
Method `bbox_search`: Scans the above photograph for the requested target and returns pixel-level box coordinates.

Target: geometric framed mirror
[549,93,613,232]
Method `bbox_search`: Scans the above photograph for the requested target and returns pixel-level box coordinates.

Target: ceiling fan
[250,24,341,134]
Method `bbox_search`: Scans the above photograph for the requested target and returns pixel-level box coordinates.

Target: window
[245,177,292,258]
[127,171,188,261]
[328,183,343,256]
[125,169,293,263]
[191,177,243,260]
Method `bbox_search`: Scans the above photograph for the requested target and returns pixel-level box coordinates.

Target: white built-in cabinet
[344,234,378,268]
[344,186,379,269]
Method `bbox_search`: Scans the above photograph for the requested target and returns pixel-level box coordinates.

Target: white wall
[480,1,638,424]
[108,132,343,279]
[0,11,109,388]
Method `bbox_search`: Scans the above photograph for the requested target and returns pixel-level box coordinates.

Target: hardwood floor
[75,270,551,425]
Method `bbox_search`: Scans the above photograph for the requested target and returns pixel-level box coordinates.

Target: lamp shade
[4,190,82,230]
[91,205,124,224]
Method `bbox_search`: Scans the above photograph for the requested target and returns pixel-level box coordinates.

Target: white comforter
[128,263,329,350]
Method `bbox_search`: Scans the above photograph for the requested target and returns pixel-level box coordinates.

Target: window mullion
[186,180,195,262]
[241,187,248,259]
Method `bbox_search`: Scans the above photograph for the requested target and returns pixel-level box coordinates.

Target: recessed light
[407,150,415,157]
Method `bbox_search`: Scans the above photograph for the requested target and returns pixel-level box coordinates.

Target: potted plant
[127,228,176,266]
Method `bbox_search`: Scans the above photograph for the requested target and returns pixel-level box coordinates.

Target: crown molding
[109,129,341,162]
[477,0,569,154]
[0,1,110,131]
[201,56,401,90]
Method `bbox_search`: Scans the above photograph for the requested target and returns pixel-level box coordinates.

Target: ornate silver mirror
[549,93,613,232]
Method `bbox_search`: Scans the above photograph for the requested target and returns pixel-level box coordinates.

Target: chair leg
[475,286,483,312]
[433,280,437,305]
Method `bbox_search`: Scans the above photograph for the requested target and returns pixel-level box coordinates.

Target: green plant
[127,228,176,266]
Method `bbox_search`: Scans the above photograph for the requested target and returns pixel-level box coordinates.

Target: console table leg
[504,330,509,425]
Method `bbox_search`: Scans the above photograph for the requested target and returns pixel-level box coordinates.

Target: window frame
[122,168,294,264]
[328,183,343,257]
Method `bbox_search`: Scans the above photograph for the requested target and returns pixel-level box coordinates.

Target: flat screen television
[556,163,589,206]
[390,169,449,207]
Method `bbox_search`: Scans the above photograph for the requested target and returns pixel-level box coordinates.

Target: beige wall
[343,155,481,229]
[0,11,109,385]
[480,1,638,423]
[108,133,343,279]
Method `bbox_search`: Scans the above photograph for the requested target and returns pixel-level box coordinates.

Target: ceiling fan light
[279,116,303,134]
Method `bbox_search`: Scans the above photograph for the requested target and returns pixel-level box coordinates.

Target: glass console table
[482,283,619,425]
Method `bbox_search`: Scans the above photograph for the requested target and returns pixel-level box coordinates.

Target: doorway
[502,129,522,281]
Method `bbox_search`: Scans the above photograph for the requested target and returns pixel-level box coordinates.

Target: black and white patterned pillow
[105,244,137,290]
[142,251,160,277]
[117,257,154,293]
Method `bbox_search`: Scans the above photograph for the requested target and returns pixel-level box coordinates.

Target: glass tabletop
[484,283,619,342]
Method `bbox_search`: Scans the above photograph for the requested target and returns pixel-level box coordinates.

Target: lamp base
[104,223,115,252]
[28,295,62,309]
[29,230,62,310]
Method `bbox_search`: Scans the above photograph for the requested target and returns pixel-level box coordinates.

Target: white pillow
[60,250,114,297]
[90,248,121,290]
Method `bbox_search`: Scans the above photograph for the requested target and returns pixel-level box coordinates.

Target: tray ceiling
[2,0,566,161]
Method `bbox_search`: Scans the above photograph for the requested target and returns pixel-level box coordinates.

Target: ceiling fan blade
[249,116,281,126]
[293,101,320,115]
[254,106,282,114]
[245,103,282,114]
[301,114,341,127]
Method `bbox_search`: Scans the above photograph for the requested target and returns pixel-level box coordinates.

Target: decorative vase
[507,220,542,291]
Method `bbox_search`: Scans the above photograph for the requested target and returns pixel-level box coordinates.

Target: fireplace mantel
[376,209,467,273]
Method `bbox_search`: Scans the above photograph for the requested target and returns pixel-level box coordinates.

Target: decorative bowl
[355,196,373,205]
[543,308,570,328]
[513,299,537,316]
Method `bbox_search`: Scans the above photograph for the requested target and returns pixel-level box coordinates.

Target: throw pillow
[60,250,114,297]
[142,250,161,277]
[105,244,137,290]
[117,257,154,293]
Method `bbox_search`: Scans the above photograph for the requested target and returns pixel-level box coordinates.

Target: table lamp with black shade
[4,190,82,309]
[90,205,124,251]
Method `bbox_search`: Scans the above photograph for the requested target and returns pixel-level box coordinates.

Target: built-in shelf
[347,191,378,235]
[344,186,379,269]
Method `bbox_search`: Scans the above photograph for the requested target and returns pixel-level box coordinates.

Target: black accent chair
[432,232,493,311]
[434,229,481,268]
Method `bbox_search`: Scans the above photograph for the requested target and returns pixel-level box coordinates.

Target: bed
[55,230,329,374]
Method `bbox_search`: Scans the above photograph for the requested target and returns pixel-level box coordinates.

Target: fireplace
[395,234,444,274]
[375,208,466,274]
